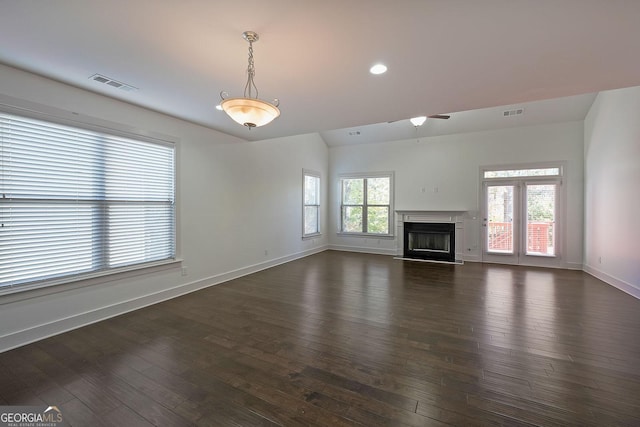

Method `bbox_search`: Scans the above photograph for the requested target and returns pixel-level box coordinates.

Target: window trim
[338,171,394,237]
[0,99,180,297]
[302,169,321,239]
[481,162,564,180]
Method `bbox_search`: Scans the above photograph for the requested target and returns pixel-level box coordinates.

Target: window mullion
[362,178,368,233]
[93,136,108,271]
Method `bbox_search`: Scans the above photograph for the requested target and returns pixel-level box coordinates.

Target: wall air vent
[503,108,524,117]
[89,74,138,92]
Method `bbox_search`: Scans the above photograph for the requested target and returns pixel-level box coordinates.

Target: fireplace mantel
[396,210,467,223]
[396,210,467,214]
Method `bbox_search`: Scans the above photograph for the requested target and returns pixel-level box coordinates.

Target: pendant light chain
[244,38,259,99]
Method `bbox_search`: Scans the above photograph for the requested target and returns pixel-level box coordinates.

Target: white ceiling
[321,92,597,146]
[1,1,639,143]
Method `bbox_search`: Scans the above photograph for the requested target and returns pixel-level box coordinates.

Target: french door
[483,180,560,267]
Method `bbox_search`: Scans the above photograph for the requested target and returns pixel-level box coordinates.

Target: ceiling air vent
[89,74,138,92]
[503,108,524,117]
[348,131,361,136]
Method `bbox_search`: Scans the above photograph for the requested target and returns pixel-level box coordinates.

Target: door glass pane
[367,206,389,234]
[487,185,514,253]
[526,184,555,256]
[342,179,363,204]
[342,206,363,233]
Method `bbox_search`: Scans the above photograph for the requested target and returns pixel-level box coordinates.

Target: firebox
[403,222,456,262]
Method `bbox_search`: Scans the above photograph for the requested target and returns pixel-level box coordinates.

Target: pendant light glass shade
[220,97,280,128]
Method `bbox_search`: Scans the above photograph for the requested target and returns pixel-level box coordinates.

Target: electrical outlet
[181,266,188,276]
[264,249,268,256]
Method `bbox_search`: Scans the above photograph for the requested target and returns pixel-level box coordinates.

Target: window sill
[0,258,183,305]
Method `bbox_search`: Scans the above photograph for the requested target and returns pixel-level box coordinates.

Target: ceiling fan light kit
[220,31,280,129]
[410,116,427,127]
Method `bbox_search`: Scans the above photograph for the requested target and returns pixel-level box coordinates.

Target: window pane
[342,179,363,204]
[304,206,319,235]
[0,204,95,286]
[484,168,560,179]
[367,177,390,204]
[526,184,555,256]
[367,206,389,234]
[487,185,514,253]
[0,118,103,199]
[105,137,174,201]
[342,206,363,233]
[108,204,175,268]
[304,175,319,205]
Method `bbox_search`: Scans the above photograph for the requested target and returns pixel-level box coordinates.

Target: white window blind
[0,112,175,291]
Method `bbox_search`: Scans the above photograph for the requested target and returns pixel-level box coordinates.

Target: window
[0,111,175,293]
[340,173,393,235]
[303,170,320,237]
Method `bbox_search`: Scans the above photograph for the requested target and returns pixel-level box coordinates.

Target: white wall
[329,121,585,267]
[0,65,329,351]
[584,86,640,298]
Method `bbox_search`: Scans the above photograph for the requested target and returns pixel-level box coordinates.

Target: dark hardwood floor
[1,251,640,426]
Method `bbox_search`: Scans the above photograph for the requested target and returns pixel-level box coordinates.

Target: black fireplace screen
[404,222,455,262]
[408,232,450,253]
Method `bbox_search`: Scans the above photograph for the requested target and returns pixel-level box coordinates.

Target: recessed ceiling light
[370,64,387,75]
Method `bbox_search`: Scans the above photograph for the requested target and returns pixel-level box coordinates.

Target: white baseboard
[328,244,397,256]
[583,264,640,300]
[0,245,328,353]
[564,261,583,270]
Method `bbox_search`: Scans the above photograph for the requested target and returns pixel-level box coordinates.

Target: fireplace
[404,222,456,262]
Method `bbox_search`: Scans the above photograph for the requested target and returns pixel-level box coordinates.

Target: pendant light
[220,31,280,128]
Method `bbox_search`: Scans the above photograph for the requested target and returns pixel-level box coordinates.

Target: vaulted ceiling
[1,1,639,143]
